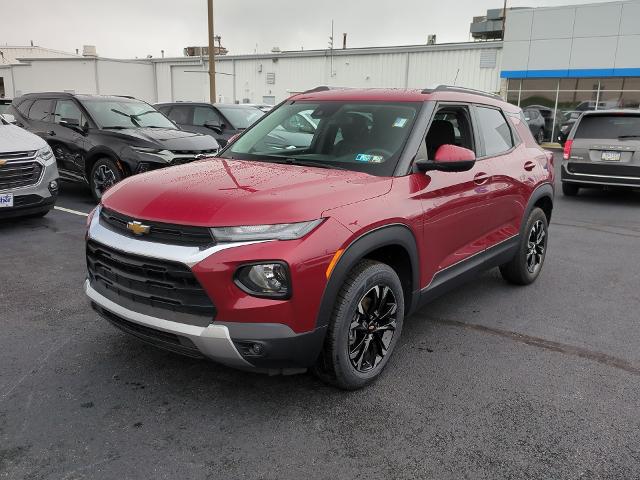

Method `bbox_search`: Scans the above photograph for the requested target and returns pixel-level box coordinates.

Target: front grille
[86,240,217,320]
[0,160,43,190]
[93,303,204,359]
[100,208,214,247]
[13,194,44,207]
[568,162,640,178]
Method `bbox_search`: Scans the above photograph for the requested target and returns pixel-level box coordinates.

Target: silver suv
[0,116,59,218]
[561,110,640,196]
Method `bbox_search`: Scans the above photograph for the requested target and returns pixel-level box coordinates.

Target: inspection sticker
[355,154,384,163]
[393,117,408,128]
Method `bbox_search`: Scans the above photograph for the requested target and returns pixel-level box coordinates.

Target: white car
[0,115,59,218]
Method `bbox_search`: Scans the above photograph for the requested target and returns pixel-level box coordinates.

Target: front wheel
[314,260,404,390]
[90,158,122,202]
[500,207,549,285]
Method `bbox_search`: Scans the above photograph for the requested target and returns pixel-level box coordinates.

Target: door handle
[473,172,490,185]
[524,160,536,171]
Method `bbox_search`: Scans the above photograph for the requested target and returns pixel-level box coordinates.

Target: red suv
[85,86,554,389]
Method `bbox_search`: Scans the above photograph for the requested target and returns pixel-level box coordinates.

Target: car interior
[426,107,475,158]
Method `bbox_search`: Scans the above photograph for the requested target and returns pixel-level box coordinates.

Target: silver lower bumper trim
[84,280,253,368]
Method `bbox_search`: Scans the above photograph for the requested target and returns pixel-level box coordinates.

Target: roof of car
[289,86,518,112]
[16,92,140,102]
[580,109,640,116]
[154,101,259,109]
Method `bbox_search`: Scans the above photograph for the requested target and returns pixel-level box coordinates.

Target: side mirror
[415,144,476,173]
[0,113,16,124]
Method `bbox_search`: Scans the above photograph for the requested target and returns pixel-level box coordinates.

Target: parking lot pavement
[2,153,640,479]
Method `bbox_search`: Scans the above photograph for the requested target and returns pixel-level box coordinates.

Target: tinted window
[54,100,84,126]
[193,106,224,126]
[476,106,513,156]
[166,106,193,125]
[16,99,34,117]
[28,99,54,121]
[574,115,640,140]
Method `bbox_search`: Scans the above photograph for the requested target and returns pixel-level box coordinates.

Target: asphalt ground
[2,152,640,479]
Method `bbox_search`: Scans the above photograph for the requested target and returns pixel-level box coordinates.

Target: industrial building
[1,0,639,141]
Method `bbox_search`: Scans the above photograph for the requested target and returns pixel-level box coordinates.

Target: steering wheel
[363,148,393,158]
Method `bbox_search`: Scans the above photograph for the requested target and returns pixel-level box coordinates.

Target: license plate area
[601,151,621,162]
[0,193,14,207]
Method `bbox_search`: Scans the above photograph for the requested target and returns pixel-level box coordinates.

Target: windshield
[220,101,420,176]
[81,99,176,129]
[216,105,264,129]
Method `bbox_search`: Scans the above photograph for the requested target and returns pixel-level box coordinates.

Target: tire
[90,157,122,202]
[500,207,549,286]
[313,260,405,390]
[562,182,580,196]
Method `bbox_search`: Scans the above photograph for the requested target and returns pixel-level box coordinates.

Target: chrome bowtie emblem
[126,221,151,236]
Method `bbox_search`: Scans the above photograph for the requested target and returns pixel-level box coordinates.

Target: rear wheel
[314,260,404,390]
[90,158,122,202]
[500,207,548,285]
[562,182,580,196]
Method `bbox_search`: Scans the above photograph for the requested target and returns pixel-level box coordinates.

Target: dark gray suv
[561,110,640,196]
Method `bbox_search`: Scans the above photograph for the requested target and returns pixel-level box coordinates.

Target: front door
[418,104,495,279]
[50,99,88,181]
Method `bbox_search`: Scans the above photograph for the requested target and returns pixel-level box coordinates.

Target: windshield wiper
[245,155,346,170]
[110,108,141,127]
[618,135,640,139]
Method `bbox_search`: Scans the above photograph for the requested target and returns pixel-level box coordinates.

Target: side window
[53,100,85,127]
[193,106,224,127]
[425,105,475,159]
[17,99,34,117]
[166,106,192,125]
[476,106,514,156]
[28,99,54,122]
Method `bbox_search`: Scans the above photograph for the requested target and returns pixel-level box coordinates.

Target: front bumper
[0,161,59,218]
[86,280,326,372]
[561,163,640,188]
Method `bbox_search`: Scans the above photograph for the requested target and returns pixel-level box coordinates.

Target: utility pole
[207,0,216,103]
[502,0,508,39]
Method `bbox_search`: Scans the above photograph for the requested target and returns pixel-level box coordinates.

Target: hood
[102,158,392,226]
[0,124,47,153]
[105,127,219,150]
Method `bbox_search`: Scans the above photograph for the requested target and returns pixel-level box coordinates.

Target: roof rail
[302,86,353,94]
[421,85,502,100]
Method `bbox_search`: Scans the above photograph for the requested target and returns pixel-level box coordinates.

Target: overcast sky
[3,0,619,58]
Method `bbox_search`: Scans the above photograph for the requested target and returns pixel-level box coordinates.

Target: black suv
[155,102,264,147]
[10,93,219,200]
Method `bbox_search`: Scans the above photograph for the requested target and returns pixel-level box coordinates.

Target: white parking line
[54,206,89,217]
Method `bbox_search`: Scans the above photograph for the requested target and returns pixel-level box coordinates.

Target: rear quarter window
[575,115,640,139]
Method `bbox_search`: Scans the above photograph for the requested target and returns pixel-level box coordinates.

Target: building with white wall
[0,41,503,105]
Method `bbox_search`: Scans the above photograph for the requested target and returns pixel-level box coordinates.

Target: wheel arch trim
[315,223,421,330]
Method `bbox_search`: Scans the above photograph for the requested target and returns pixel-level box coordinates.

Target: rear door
[569,113,640,177]
[474,105,537,247]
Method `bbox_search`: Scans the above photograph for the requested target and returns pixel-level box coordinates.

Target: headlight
[211,219,323,242]
[131,146,173,162]
[37,146,54,164]
[235,262,290,298]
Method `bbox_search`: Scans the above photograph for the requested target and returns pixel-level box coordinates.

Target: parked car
[561,110,640,196]
[0,115,59,218]
[524,104,554,140]
[523,107,546,144]
[557,110,582,145]
[155,102,264,147]
[10,93,219,201]
[245,103,274,113]
[0,98,12,114]
[85,85,554,389]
